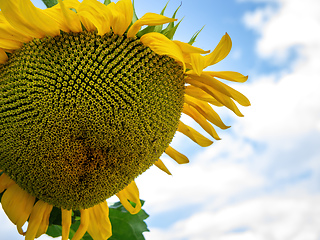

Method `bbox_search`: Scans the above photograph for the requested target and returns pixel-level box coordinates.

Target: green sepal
[153,1,170,33]
[137,2,182,38]
[104,0,111,5]
[41,0,58,8]
[162,18,183,40]
[136,26,156,38]
[131,0,139,25]
[160,3,182,39]
[160,1,170,15]
[46,200,149,240]
[188,25,205,45]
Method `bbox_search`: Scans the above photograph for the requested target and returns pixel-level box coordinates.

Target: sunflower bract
[0,31,185,210]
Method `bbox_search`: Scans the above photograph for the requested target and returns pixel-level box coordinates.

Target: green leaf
[41,0,58,8]
[46,200,149,240]
[188,25,205,45]
[48,207,62,226]
[109,200,149,240]
[47,217,92,240]
[46,225,62,238]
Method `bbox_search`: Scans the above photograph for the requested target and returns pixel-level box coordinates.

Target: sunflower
[0,0,250,239]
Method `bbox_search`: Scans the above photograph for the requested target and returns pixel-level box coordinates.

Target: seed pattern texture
[0,31,185,210]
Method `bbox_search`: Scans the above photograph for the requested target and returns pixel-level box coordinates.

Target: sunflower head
[0,0,249,239]
[1,30,185,210]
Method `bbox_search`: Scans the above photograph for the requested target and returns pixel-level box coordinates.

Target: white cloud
[145,195,320,240]
[243,6,276,33]
[239,0,320,141]
[136,147,264,214]
[244,0,320,62]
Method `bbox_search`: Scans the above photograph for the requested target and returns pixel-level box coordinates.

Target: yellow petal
[1,183,36,235]
[187,72,250,106]
[0,0,43,38]
[43,8,69,32]
[140,32,185,71]
[116,181,141,214]
[177,121,213,147]
[109,0,133,35]
[43,0,80,32]
[221,83,250,106]
[204,33,232,67]
[185,85,223,106]
[165,146,189,164]
[1,48,13,53]
[186,77,244,117]
[0,173,14,193]
[61,209,72,240]
[18,0,61,37]
[188,71,230,96]
[183,103,220,140]
[154,159,172,175]
[77,11,96,32]
[190,53,205,76]
[77,0,111,34]
[0,39,22,50]
[115,0,133,28]
[72,209,90,240]
[25,200,53,240]
[206,71,248,83]
[0,13,31,42]
[58,0,82,32]
[173,40,210,54]
[63,0,81,8]
[87,201,112,240]
[0,49,8,64]
[35,203,53,238]
[127,13,176,38]
[184,95,230,129]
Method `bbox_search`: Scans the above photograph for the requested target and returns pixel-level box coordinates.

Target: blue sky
[1,0,320,239]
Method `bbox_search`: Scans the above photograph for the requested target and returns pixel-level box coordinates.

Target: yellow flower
[0,0,250,239]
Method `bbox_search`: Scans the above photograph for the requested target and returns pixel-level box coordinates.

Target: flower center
[0,31,185,210]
